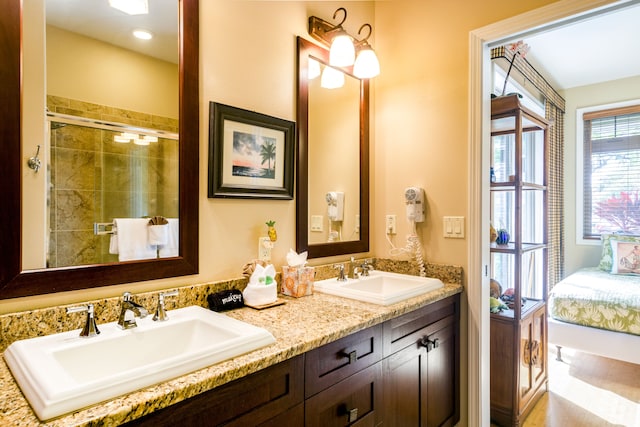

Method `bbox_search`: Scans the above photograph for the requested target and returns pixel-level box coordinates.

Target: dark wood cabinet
[490,94,549,426]
[123,355,304,427]
[305,362,383,427]
[382,295,460,427]
[123,295,460,426]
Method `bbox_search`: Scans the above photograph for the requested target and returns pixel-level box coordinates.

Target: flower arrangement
[594,191,640,233]
[497,40,530,98]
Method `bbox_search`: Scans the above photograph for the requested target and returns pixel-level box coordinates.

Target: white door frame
[466,0,634,425]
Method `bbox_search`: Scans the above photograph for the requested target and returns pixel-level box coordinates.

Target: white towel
[113,218,157,262]
[148,224,169,246]
[158,218,179,258]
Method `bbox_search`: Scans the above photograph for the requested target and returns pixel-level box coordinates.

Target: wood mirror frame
[295,37,370,258]
[0,0,199,299]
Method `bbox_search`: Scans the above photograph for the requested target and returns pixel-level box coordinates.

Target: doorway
[467,0,640,425]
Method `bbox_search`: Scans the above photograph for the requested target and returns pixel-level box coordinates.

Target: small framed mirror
[295,37,370,258]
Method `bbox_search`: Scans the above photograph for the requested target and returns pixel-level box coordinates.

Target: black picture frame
[208,102,295,199]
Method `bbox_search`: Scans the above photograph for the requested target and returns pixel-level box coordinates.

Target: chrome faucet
[66,303,100,337]
[356,259,372,277]
[117,292,149,329]
[334,263,347,281]
[153,290,179,322]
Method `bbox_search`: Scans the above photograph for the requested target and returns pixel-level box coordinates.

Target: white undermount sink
[4,305,275,421]
[314,270,444,305]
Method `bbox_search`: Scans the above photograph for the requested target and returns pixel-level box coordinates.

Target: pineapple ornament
[266,220,277,242]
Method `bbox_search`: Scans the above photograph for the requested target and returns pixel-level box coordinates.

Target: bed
[548,267,640,365]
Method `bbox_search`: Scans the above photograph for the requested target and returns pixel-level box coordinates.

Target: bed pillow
[611,241,640,275]
[598,234,640,272]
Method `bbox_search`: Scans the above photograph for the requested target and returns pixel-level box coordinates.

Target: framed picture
[208,102,295,199]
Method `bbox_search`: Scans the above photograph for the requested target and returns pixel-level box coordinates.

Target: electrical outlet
[386,214,397,235]
[355,214,360,233]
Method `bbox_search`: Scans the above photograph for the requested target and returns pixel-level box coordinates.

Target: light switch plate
[443,216,465,238]
[310,215,323,232]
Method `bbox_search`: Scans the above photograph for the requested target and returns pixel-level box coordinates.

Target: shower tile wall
[47,96,179,268]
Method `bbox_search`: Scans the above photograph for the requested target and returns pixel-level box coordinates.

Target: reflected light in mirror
[308,58,321,80]
[133,29,153,40]
[109,0,148,15]
[321,66,345,89]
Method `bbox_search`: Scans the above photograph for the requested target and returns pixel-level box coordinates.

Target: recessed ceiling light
[109,0,149,15]
[133,29,153,40]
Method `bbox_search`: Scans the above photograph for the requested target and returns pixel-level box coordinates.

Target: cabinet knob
[419,336,439,352]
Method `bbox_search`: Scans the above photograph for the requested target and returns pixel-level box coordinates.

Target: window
[581,104,640,240]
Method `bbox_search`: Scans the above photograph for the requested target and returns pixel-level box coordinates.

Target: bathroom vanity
[0,273,462,426]
[122,294,460,427]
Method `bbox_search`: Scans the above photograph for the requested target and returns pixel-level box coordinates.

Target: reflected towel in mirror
[113,218,157,261]
[158,218,179,258]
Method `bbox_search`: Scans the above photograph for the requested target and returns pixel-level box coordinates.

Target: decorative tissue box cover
[281,266,315,297]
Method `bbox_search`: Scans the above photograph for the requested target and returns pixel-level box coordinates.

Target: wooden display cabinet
[490,94,549,426]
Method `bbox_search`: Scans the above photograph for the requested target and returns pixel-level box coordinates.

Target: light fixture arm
[356,23,372,46]
[333,7,347,27]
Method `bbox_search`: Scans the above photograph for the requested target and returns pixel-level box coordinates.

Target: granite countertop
[0,282,463,426]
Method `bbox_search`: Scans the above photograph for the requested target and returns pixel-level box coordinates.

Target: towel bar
[94,222,116,235]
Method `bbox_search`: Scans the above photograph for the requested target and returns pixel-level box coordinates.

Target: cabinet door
[424,320,458,427]
[383,342,422,426]
[383,315,458,427]
[519,306,547,414]
[305,362,382,427]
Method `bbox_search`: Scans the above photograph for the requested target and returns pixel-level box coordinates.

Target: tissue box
[281,266,315,297]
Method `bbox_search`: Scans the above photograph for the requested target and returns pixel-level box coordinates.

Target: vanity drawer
[305,361,383,427]
[305,324,382,398]
[383,294,459,357]
[124,355,304,427]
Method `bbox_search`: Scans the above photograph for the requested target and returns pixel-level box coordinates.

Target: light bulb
[320,66,345,89]
[329,33,355,67]
[353,47,380,79]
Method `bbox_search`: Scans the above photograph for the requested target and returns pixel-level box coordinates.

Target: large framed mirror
[0,0,199,299]
[296,37,370,258]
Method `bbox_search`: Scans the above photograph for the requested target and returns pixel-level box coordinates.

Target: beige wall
[372,0,557,269]
[562,75,640,275]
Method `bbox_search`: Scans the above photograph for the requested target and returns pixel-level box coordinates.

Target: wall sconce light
[308,8,380,79]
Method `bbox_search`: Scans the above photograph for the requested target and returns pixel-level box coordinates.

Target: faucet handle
[334,264,347,281]
[153,290,179,321]
[66,304,100,337]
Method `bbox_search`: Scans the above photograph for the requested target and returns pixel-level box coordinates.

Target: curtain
[492,46,566,288]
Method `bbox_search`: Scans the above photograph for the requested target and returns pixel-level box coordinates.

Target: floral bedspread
[549,267,640,336]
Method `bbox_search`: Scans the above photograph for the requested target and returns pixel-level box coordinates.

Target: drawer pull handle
[343,350,357,364]
[347,407,358,422]
[419,336,439,352]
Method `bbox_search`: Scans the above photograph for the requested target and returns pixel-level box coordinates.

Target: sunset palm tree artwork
[260,140,277,179]
[231,130,278,179]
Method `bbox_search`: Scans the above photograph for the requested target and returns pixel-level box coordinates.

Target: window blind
[583,105,640,238]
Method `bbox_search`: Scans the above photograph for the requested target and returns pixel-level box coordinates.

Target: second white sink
[4,305,275,421]
[314,270,444,305]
